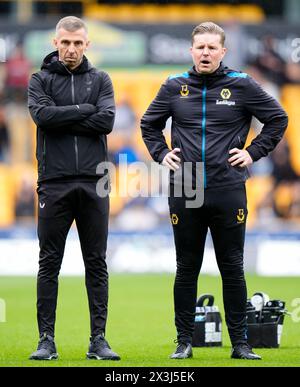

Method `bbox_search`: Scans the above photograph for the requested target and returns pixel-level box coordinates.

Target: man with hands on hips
[141,21,288,360]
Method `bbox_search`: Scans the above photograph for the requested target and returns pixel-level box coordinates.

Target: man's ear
[53,37,58,49]
[221,47,227,59]
[85,40,91,50]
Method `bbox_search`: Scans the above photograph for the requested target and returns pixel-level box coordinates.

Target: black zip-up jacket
[141,63,288,188]
[28,51,115,182]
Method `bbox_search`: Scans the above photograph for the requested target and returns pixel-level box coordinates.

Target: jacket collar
[188,62,229,79]
[41,51,92,74]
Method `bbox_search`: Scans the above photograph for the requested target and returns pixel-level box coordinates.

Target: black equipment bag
[247,295,288,348]
[192,294,222,347]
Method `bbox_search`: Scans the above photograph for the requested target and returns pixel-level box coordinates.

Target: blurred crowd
[0,32,300,230]
[244,35,300,228]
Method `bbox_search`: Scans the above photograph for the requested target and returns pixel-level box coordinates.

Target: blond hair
[192,22,225,46]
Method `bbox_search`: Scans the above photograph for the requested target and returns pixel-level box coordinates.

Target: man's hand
[77,104,97,116]
[162,148,181,171]
[228,148,253,167]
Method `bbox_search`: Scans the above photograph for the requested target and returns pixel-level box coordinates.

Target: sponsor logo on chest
[216,88,236,106]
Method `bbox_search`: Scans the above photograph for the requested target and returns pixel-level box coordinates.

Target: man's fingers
[162,148,181,171]
[170,148,181,162]
[166,162,179,171]
[166,150,181,167]
[228,148,241,163]
[170,154,181,163]
[228,148,246,165]
[229,155,249,167]
[229,148,239,155]
[162,157,180,171]
[228,149,253,167]
[228,154,240,163]
[167,158,180,170]
[230,158,244,166]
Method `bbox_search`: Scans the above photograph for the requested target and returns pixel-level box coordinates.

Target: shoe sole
[170,353,193,359]
[86,352,120,361]
[29,353,59,360]
[231,355,262,360]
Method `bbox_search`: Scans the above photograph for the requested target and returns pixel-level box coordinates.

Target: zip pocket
[42,136,46,172]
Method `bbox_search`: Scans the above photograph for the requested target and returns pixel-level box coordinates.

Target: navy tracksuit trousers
[169,183,248,346]
[36,177,109,338]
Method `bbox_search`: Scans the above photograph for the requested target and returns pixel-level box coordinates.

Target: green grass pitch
[0,274,299,367]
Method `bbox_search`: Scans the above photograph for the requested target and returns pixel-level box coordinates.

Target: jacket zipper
[63,63,79,174]
[71,74,79,173]
[202,81,207,189]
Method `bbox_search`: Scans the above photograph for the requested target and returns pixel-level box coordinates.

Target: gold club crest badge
[220,88,231,100]
[237,209,245,223]
[171,214,179,225]
[180,85,189,97]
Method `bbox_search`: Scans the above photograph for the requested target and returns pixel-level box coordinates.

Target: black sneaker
[170,341,193,359]
[231,343,262,360]
[29,334,58,360]
[86,334,120,360]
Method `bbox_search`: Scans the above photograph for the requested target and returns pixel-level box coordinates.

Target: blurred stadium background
[0,0,299,277]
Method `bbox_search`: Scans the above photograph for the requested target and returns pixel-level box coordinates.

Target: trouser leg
[209,185,248,345]
[37,182,74,337]
[169,196,208,343]
[75,181,109,337]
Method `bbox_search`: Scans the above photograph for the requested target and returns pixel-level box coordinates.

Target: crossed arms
[28,72,115,137]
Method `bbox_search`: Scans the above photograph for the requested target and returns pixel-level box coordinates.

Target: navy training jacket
[28,51,115,182]
[141,63,288,188]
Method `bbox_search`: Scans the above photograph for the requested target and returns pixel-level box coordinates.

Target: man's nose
[67,44,75,53]
[202,46,209,55]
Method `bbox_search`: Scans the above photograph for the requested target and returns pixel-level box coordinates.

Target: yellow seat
[0,164,15,227]
[281,85,300,175]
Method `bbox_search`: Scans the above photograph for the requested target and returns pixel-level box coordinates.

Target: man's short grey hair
[192,22,225,46]
[56,16,88,36]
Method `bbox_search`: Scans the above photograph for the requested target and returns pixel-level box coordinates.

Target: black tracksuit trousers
[169,183,248,346]
[36,178,109,338]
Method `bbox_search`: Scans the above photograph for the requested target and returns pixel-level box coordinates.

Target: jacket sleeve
[70,72,115,135]
[244,77,288,162]
[28,73,96,128]
[140,80,171,163]
[34,95,97,137]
